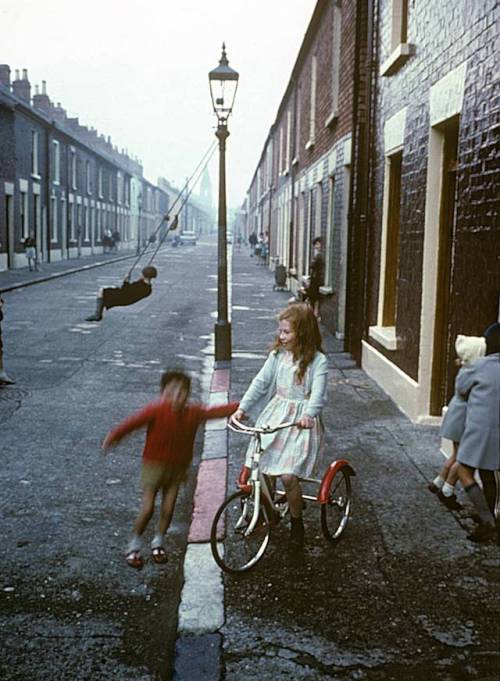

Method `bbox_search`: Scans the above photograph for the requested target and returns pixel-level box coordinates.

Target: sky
[1,0,318,208]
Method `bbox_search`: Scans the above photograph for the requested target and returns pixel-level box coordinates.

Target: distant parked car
[180,231,197,245]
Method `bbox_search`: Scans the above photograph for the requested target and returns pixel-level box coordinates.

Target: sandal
[151,546,168,564]
[125,550,144,570]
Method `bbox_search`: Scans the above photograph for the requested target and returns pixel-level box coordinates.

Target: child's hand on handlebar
[298,415,314,429]
[232,409,248,422]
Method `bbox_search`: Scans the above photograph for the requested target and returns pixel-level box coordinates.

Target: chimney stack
[33,79,51,113]
[0,64,11,88]
[12,68,31,101]
[51,101,67,123]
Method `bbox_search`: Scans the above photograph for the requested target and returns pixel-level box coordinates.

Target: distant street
[0,239,218,680]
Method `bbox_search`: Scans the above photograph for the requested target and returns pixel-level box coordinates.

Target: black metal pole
[214,120,231,362]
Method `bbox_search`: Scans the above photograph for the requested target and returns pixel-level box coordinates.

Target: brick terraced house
[244,0,499,422]
[0,65,214,270]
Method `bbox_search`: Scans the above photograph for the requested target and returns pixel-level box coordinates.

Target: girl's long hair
[271,303,323,382]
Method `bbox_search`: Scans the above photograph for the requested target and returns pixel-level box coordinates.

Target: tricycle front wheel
[210,490,274,574]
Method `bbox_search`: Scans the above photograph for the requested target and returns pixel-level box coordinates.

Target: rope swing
[124,139,218,282]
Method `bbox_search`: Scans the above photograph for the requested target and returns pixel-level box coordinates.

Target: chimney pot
[15,69,20,80]
[22,68,28,80]
[35,84,40,95]
[42,80,47,95]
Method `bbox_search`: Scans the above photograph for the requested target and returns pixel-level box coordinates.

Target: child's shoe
[438,491,463,511]
[467,523,496,543]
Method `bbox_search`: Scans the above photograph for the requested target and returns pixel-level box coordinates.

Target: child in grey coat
[456,322,500,543]
[429,335,485,509]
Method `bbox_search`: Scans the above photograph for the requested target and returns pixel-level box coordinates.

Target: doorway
[5,192,14,269]
[430,115,459,415]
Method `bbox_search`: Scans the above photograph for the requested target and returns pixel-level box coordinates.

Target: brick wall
[367,0,500,391]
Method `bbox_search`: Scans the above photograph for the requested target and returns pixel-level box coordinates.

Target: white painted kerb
[178,543,224,634]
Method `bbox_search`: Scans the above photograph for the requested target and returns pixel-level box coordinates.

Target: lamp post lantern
[209,43,239,362]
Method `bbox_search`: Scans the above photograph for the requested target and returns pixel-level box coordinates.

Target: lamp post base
[214,321,232,362]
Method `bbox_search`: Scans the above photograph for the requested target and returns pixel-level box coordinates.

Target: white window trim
[285,110,291,172]
[50,194,58,243]
[326,3,342,127]
[368,325,399,351]
[380,0,414,77]
[31,130,40,179]
[380,43,415,77]
[53,140,60,185]
[307,56,317,147]
[70,148,77,190]
[86,161,92,195]
[373,147,403,349]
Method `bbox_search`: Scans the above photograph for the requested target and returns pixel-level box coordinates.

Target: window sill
[324,110,338,128]
[319,286,334,295]
[53,180,60,186]
[31,173,41,181]
[292,157,299,166]
[380,43,415,77]
[368,325,399,351]
[305,139,315,151]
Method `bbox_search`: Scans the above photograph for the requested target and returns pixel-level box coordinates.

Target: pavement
[1,245,499,680]
[0,247,141,293]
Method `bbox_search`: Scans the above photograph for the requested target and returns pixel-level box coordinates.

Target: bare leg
[446,460,460,487]
[441,443,458,479]
[157,481,180,537]
[133,487,157,537]
[86,288,105,321]
[456,463,475,489]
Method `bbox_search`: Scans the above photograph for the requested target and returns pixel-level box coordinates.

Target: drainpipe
[345,0,377,363]
[45,126,52,263]
[289,80,298,277]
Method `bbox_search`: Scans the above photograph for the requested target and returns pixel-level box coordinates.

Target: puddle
[233,305,251,311]
[233,352,267,359]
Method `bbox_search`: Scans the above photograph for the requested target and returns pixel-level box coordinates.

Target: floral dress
[245,351,323,478]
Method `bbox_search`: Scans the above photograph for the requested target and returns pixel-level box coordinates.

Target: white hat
[455,335,486,365]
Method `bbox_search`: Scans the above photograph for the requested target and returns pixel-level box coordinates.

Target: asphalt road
[0,240,218,680]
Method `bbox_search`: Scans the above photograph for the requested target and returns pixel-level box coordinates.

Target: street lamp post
[209,43,239,362]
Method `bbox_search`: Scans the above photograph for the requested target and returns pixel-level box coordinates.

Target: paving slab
[203,430,228,460]
[188,459,227,543]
